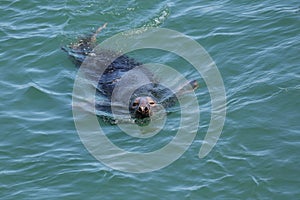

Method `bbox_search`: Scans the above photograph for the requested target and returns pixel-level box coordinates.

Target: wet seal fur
[62,24,198,125]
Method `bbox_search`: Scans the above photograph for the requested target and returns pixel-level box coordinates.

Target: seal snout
[138,105,149,114]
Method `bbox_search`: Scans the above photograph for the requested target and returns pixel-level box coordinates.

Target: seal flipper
[159,80,199,109]
[90,23,107,43]
[62,23,107,65]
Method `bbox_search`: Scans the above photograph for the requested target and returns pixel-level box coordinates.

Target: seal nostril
[138,107,143,112]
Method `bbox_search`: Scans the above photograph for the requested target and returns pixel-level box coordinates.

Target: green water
[1,0,300,199]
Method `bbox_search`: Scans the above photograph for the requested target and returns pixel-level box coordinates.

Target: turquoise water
[1,0,300,199]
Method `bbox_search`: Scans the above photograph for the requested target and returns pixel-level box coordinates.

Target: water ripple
[1,0,300,199]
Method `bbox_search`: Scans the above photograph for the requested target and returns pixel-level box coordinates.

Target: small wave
[141,5,170,28]
[121,5,170,37]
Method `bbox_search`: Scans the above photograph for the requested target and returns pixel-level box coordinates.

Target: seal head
[130,96,156,119]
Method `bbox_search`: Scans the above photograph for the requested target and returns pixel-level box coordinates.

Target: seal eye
[132,102,138,107]
[149,101,155,106]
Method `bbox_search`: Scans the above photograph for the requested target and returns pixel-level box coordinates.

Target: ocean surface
[1,0,300,199]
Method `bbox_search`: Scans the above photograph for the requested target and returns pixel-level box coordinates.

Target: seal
[62,24,198,123]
